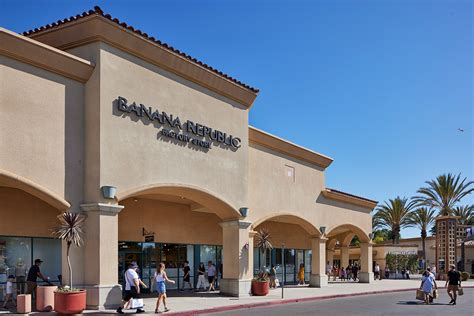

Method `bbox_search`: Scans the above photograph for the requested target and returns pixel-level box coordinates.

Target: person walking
[384,266,390,279]
[25,259,48,298]
[352,263,359,281]
[269,265,277,288]
[15,260,27,294]
[420,270,437,305]
[297,263,305,285]
[374,263,380,280]
[340,267,346,281]
[180,261,193,291]
[326,261,332,277]
[347,264,353,281]
[154,263,175,313]
[117,262,146,314]
[207,261,216,292]
[195,263,206,291]
[2,275,16,309]
[445,264,462,305]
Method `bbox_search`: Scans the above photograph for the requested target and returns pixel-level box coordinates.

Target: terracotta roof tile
[22,6,259,93]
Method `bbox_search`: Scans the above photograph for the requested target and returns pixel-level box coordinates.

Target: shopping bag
[432,289,438,299]
[416,289,425,301]
[130,298,144,309]
[458,287,463,296]
[275,278,280,287]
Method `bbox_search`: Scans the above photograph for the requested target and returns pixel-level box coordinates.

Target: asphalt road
[208,288,473,316]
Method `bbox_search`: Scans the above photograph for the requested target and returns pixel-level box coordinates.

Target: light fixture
[101,185,117,199]
[319,226,326,235]
[239,207,249,217]
[369,233,374,240]
[133,198,139,202]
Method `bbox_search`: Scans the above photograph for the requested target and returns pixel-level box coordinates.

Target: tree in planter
[52,212,86,290]
[255,229,273,272]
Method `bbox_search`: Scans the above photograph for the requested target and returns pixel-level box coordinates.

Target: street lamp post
[281,243,285,299]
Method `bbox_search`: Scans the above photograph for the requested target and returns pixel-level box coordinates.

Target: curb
[168,285,474,315]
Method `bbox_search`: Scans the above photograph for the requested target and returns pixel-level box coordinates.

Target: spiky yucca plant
[255,228,273,277]
[52,212,86,290]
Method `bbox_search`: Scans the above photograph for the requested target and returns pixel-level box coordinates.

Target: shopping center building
[0,7,378,309]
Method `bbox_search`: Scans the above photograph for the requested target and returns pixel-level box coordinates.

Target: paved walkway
[2,278,472,315]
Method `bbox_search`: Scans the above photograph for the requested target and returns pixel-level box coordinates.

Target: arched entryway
[252,213,324,286]
[325,224,373,283]
[0,169,68,292]
[116,183,248,296]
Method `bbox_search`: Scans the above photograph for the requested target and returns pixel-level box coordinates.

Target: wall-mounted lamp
[239,207,249,217]
[101,186,117,199]
[369,233,374,240]
[319,226,326,235]
[133,198,139,202]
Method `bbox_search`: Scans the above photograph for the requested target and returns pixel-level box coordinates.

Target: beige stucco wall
[0,187,60,237]
[248,143,372,238]
[67,43,249,213]
[254,221,311,250]
[119,198,222,245]
[0,55,85,210]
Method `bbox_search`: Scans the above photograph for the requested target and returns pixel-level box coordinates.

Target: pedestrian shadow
[397,300,445,305]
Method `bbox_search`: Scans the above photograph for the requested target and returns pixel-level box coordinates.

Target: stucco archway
[326,223,370,243]
[0,169,70,210]
[252,212,322,237]
[117,183,241,221]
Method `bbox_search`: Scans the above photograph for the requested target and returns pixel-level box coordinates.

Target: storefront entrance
[253,248,312,284]
[118,241,222,292]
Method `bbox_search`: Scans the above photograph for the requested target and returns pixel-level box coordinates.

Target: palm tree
[407,207,436,268]
[452,205,474,225]
[52,212,86,289]
[373,197,416,244]
[414,173,474,216]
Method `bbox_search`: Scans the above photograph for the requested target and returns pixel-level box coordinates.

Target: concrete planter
[36,285,57,312]
[101,186,117,199]
[54,290,87,314]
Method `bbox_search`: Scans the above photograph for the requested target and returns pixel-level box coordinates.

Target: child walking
[2,275,16,309]
[154,263,175,313]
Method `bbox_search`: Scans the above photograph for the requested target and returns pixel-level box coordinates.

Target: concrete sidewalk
[3,278,473,315]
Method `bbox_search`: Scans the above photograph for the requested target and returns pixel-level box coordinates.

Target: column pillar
[80,203,124,309]
[326,249,334,266]
[359,242,374,283]
[341,246,349,268]
[310,237,328,287]
[219,220,253,297]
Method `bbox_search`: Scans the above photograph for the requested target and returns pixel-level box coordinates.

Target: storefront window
[0,236,61,300]
[305,250,312,280]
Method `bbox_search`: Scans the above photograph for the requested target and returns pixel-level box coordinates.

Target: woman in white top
[153,263,175,313]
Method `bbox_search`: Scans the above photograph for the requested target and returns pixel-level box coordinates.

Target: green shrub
[460,271,469,281]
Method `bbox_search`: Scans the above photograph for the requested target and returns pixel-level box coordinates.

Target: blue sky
[1,0,472,237]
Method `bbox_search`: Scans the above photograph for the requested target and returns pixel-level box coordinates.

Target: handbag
[458,287,463,296]
[130,298,144,309]
[416,289,425,301]
[432,289,438,298]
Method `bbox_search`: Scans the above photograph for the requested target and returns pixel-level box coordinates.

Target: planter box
[17,294,31,313]
[54,290,87,314]
[251,280,269,296]
[36,285,57,312]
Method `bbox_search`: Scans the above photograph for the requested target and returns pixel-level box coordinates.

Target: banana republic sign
[116,97,241,150]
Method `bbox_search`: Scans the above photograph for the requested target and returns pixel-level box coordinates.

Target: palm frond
[52,212,86,248]
[255,228,273,253]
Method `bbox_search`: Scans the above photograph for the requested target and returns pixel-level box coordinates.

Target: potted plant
[52,212,87,314]
[252,229,272,296]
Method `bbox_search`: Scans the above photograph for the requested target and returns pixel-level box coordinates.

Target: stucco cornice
[322,188,377,210]
[80,203,124,215]
[26,16,258,107]
[0,27,94,83]
[248,126,333,169]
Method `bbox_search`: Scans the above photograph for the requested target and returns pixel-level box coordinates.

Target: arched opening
[325,224,371,283]
[0,170,66,290]
[252,213,321,285]
[116,183,241,292]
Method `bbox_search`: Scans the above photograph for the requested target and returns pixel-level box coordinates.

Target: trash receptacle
[36,285,57,312]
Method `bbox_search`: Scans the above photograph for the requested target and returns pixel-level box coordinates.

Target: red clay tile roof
[22,6,259,93]
[325,188,378,204]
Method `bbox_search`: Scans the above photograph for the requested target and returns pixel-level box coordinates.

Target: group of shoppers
[117,260,219,314]
[418,264,462,305]
[326,261,360,281]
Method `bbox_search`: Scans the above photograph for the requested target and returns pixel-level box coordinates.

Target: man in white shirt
[207,261,217,292]
[326,261,333,276]
[117,262,147,314]
[374,263,381,280]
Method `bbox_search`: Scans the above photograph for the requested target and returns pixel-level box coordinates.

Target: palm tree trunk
[67,242,72,288]
[422,234,426,269]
